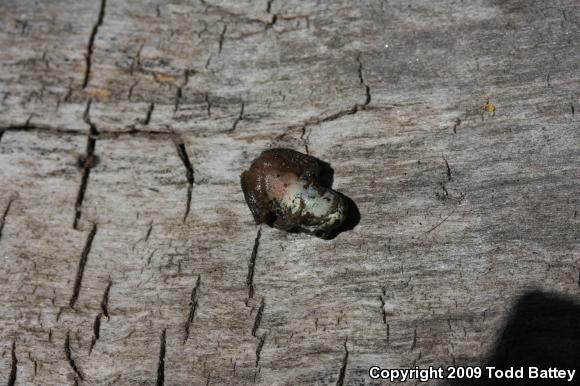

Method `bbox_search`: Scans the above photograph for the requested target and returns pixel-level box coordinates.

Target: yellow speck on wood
[484,99,496,114]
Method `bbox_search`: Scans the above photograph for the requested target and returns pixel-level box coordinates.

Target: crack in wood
[204,93,212,117]
[411,327,418,350]
[144,102,155,125]
[255,334,266,367]
[174,69,194,113]
[443,156,452,181]
[336,339,349,386]
[251,298,265,337]
[184,275,201,344]
[0,197,14,242]
[379,289,387,324]
[8,339,17,386]
[65,331,84,381]
[83,0,107,88]
[452,118,461,134]
[69,223,98,309]
[129,44,144,76]
[218,24,227,54]
[425,204,460,234]
[246,227,262,302]
[264,0,279,29]
[101,278,112,318]
[29,351,38,378]
[89,313,102,354]
[229,102,245,132]
[174,142,195,223]
[145,223,153,242]
[127,79,140,100]
[0,122,84,136]
[274,54,374,134]
[74,100,100,230]
[356,53,371,106]
[156,329,167,386]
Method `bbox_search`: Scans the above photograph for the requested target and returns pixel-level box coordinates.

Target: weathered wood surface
[0,0,578,385]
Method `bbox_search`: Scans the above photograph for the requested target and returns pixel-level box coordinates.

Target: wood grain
[0,0,578,385]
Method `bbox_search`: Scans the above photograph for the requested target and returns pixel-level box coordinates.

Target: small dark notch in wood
[184,275,201,343]
[246,227,262,301]
[174,87,182,113]
[89,313,102,354]
[127,79,139,100]
[230,102,245,132]
[129,44,143,76]
[56,307,65,322]
[145,223,153,242]
[82,0,107,88]
[65,331,84,381]
[144,102,155,125]
[174,142,195,223]
[265,0,277,29]
[411,327,418,350]
[174,88,182,113]
[174,69,194,113]
[156,329,166,386]
[252,298,265,337]
[0,130,4,144]
[101,279,112,318]
[452,118,461,134]
[204,93,212,117]
[8,339,17,386]
[443,156,452,181]
[218,24,227,54]
[31,352,38,377]
[70,224,98,309]
[336,339,349,386]
[0,197,14,242]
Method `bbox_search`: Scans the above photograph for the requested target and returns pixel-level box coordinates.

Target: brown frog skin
[240,148,346,238]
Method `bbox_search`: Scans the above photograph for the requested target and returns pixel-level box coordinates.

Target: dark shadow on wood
[455,290,580,386]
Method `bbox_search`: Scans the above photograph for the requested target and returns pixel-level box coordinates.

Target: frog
[240,148,347,238]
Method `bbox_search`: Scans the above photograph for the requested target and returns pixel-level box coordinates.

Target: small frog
[241,148,347,238]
